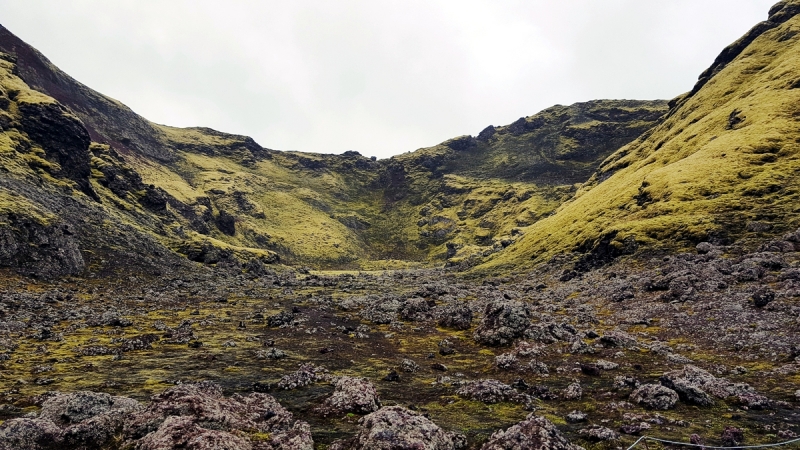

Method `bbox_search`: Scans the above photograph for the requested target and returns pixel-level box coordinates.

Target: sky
[0,0,778,158]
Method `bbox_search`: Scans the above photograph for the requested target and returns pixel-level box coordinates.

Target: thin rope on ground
[626,436,800,450]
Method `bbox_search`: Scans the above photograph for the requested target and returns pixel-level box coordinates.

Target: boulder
[136,415,251,450]
[599,330,637,349]
[400,297,431,321]
[360,298,402,325]
[562,382,582,400]
[473,301,532,346]
[39,391,141,448]
[481,414,584,450]
[456,379,531,405]
[565,411,588,423]
[660,365,759,407]
[316,377,381,416]
[0,418,63,450]
[721,426,744,446]
[437,305,473,330]
[278,363,330,390]
[629,384,679,410]
[329,406,455,450]
[579,426,619,442]
[40,391,139,425]
[123,382,312,450]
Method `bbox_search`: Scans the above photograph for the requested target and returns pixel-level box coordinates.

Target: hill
[485,0,800,272]
[0,25,666,274]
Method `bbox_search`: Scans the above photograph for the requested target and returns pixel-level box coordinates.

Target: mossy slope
[373,100,667,265]
[486,0,800,270]
[0,22,667,269]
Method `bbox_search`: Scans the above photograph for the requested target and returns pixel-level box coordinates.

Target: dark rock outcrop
[0,214,84,278]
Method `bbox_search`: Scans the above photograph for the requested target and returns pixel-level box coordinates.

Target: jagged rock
[660,365,759,407]
[255,348,287,360]
[383,370,400,382]
[123,382,312,449]
[267,310,295,327]
[737,393,772,410]
[360,297,402,324]
[525,322,578,344]
[216,210,236,236]
[721,426,744,446]
[614,375,640,390]
[401,358,420,373]
[620,422,651,435]
[666,353,693,364]
[119,334,159,352]
[400,297,431,321]
[457,379,531,405]
[17,98,96,198]
[329,406,455,450]
[278,363,329,389]
[567,337,592,354]
[599,330,637,348]
[265,421,315,450]
[752,289,775,308]
[136,415,251,450]
[562,382,582,400]
[659,367,716,406]
[481,414,583,450]
[0,418,63,450]
[0,417,62,450]
[514,341,545,357]
[495,353,518,370]
[473,301,532,346]
[579,426,619,442]
[316,377,381,416]
[39,391,140,424]
[0,215,84,279]
[437,305,473,330]
[529,360,549,375]
[596,359,619,370]
[629,384,679,410]
[566,410,588,423]
[0,391,140,450]
[88,310,133,327]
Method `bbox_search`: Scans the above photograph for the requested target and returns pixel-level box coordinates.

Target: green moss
[0,190,55,225]
[485,15,800,270]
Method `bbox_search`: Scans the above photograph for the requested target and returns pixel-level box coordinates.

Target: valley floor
[1,234,799,449]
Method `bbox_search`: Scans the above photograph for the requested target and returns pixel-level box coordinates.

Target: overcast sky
[0,0,777,158]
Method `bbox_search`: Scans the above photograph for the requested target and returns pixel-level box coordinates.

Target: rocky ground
[1,231,800,449]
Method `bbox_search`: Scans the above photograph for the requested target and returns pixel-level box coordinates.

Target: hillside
[0,24,666,273]
[486,0,800,272]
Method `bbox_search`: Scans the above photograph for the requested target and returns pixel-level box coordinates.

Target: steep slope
[487,0,800,271]
[0,23,667,270]
[0,53,189,278]
[0,24,383,267]
[369,100,667,264]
